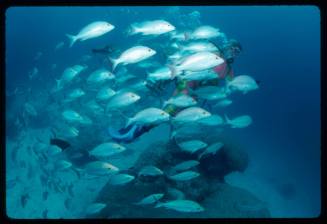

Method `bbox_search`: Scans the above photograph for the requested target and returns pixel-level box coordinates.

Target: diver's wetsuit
[108,124,154,143]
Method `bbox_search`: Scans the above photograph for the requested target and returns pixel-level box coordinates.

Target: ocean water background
[5,6,321,218]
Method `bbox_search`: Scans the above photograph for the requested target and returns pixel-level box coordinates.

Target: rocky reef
[90,136,270,218]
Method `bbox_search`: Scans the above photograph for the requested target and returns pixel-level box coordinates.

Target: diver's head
[223,39,242,63]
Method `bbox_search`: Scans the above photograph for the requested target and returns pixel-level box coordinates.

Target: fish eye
[148,49,151,52]
[160,112,165,115]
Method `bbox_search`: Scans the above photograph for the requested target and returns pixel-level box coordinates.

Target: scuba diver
[108,38,243,143]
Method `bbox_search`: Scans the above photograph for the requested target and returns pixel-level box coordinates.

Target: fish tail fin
[126,23,137,36]
[184,32,191,41]
[198,152,204,160]
[109,57,120,72]
[224,114,231,124]
[125,118,133,128]
[176,42,184,51]
[162,101,168,108]
[66,34,78,48]
[167,64,181,79]
[155,202,164,208]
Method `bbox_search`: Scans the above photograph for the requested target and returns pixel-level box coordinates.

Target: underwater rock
[90,139,266,218]
[200,183,270,218]
[199,139,249,179]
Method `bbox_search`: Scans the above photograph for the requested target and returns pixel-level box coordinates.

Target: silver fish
[138,165,163,177]
[155,199,204,213]
[177,140,207,154]
[66,21,114,47]
[225,114,252,128]
[89,142,126,158]
[171,160,200,172]
[134,193,164,205]
[109,174,135,185]
[169,171,200,181]
[198,142,224,159]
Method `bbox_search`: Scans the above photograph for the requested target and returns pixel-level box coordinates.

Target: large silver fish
[129,20,175,36]
[66,21,114,47]
[155,199,204,213]
[110,46,156,71]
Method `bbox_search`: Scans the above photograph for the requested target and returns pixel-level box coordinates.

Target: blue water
[5,6,321,218]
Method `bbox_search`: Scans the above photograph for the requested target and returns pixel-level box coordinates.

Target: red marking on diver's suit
[213,61,234,79]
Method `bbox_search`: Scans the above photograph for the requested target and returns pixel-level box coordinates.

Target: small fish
[24,102,37,116]
[227,75,259,94]
[125,108,170,127]
[63,126,80,138]
[110,46,156,71]
[84,161,119,176]
[167,188,185,200]
[155,199,204,213]
[55,41,65,51]
[188,25,221,40]
[171,160,200,172]
[106,91,140,111]
[66,21,115,47]
[85,203,107,215]
[192,86,227,101]
[55,160,72,171]
[163,94,197,108]
[173,107,211,124]
[147,66,174,82]
[56,65,87,90]
[134,193,164,205]
[178,70,218,82]
[86,100,104,114]
[96,87,116,101]
[170,30,187,41]
[79,115,93,125]
[28,67,39,80]
[171,52,224,75]
[225,114,252,128]
[177,140,207,154]
[179,41,219,53]
[214,99,232,107]
[46,145,62,156]
[108,173,135,185]
[62,110,84,123]
[169,171,200,181]
[197,114,224,126]
[65,88,85,101]
[89,142,126,158]
[138,165,163,177]
[87,68,115,84]
[128,20,175,36]
[198,142,224,159]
